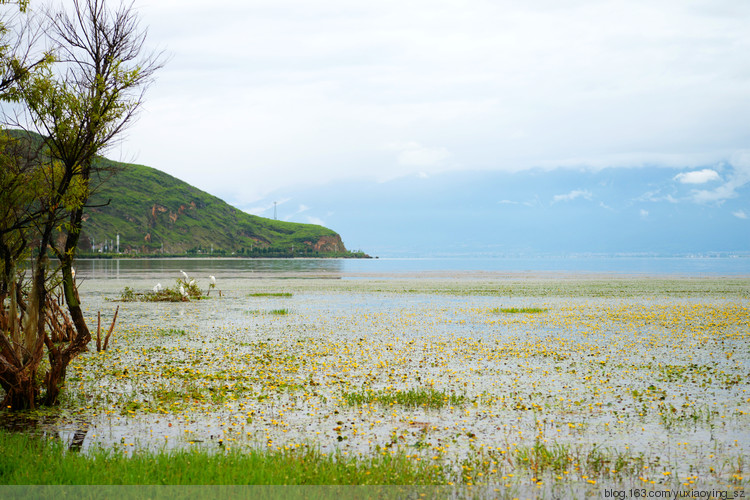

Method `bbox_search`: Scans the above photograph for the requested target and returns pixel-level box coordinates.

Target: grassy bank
[0,431,444,485]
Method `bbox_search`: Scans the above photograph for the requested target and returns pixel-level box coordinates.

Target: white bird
[209,275,216,285]
[189,279,195,286]
[71,267,76,279]
[180,270,189,280]
[153,283,162,292]
[179,285,186,297]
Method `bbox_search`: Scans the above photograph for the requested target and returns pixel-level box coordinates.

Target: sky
[263,166,749,256]
[80,1,750,255]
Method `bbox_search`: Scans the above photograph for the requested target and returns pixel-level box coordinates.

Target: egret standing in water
[153,283,162,292]
[179,285,187,299]
[208,275,217,296]
[180,270,189,281]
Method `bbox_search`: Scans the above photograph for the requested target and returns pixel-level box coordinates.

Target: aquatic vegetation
[117,274,209,302]
[342,387,465,409]
[510,441,649,479]
[7,274,748,491]
[490,307,548,314]
[119,286,137,301]
[249,292,293,298]
[156,328,187,337]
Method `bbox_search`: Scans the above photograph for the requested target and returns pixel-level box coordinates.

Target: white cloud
[690,184,736,204]
[523,196,543,208]
[283,204,315,221]
[306,216,326,226]
[733,210,748,219]
[689,154,750,203]
[113,0,750,202]
[674,169,720,184]
[392,142,449,168]
[242,198,291,217]
[496,198,542,207]
[640,209,649,218]
[552,189,593,204]
[637,189,679,203]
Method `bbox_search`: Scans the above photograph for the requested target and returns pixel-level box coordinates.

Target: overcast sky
[109,1,750,214]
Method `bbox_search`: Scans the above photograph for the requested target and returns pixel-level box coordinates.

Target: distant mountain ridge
[81,158,358,257]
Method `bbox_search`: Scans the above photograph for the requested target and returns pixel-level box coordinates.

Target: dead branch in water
[97,305,118,352]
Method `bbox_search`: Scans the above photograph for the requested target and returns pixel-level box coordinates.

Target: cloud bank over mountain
[87,0,749,256]
[116,0,750,208]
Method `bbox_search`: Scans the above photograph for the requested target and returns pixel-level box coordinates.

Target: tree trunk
[37,206,92,407]
[0,371,39,410]
[42,337,64,407]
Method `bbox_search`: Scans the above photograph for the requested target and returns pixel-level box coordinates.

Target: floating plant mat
[6,273,749,492]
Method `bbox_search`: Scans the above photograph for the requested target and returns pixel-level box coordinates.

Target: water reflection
[73,256,750,280]
[0,412,91,451]
[75,258,346,280]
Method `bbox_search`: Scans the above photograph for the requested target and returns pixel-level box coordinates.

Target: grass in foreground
[0,431,445,485]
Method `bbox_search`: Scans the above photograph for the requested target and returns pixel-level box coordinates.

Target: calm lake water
[73,255,750,281]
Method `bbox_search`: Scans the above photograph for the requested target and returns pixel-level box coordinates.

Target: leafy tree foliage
[0,0,163,409]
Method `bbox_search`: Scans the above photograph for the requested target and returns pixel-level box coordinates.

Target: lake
[6,257,750,494]
[73,255,750,281]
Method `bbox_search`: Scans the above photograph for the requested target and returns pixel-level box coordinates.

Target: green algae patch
[341,387,465,409]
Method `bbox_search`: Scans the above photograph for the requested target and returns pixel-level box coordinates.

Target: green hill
[80,158,360,258]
